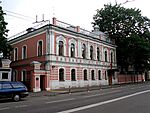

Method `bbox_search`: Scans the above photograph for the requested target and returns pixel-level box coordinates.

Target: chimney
[52,17,56,25]
[76,26,80,32]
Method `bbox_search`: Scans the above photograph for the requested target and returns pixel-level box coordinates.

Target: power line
[6,13,33,22]
[4,9,34,20]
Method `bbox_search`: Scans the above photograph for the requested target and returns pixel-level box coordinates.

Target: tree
[0,5,12,59]
[93,4,150,73]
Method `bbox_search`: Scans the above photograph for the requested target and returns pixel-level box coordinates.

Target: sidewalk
[29,81,149,97]
[29,84,121,97]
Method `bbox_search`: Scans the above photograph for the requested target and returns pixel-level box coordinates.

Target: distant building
[9,17,118,92]
[0,59,12,81]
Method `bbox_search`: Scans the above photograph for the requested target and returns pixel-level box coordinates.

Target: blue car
[0,81,29,102]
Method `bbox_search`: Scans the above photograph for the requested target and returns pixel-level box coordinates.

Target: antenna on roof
[42,14,44,22]
[36,15,38,23]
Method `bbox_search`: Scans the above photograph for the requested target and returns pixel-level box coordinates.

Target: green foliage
[93,4,150,72]
[0,6,12,59]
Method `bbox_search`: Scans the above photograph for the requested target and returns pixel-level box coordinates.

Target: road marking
[46,98,75,104]
[83,90,121,98]
[0,107,10,111]
[14,105,28,108]
[57,89,150,113]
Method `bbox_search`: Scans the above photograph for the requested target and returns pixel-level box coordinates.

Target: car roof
[0,81,22,84]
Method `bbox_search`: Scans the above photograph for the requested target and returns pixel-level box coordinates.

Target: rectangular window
[2,73,8,79]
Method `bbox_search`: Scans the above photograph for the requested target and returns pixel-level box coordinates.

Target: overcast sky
[1,0,150,37]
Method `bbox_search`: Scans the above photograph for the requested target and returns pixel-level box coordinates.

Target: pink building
[9,18,118,92]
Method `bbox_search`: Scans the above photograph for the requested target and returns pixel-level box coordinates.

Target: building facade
[9,18,117,92]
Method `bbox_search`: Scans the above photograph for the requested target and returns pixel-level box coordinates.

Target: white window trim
[22,45,27,59]
[14,47,18,61]
[13,70,18,81]
[90,69,95,80]
[69,38,77,57]
[98,70,102,80]
[83,68,88,80]
[37,40,43,56]
[58,67,66,81]
[56,35,66,56]
[70,68,77,81]
[21,69,27,81]
[104,48,108,62]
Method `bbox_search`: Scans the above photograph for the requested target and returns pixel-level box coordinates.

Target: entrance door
[40,75,45,90]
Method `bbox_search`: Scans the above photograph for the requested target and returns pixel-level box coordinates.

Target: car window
[11,83,25,88]
[2,83,13,89]
[0,83,1,89]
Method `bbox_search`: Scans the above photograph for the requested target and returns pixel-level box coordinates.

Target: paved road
[0,83,150,113]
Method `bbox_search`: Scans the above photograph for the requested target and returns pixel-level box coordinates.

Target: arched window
[97,47,100,61]
[71,43,75,57]
[105,51,107,62]
[37,41,43,56]
[90,46,93,60]
[22,45,27,59]
[59,41,64,56]
[98,70,101,80]
[91,70,95,80]
[110,52,113,63]
[14,48,18,61]
[13,70,17,81]
[59,68,64,81]
[84,69,87,80]
[105,71,107,80]
[71,69,76,81]
[82,44,86,59]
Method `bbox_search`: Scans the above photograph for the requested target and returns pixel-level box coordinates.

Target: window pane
[105,71,107,80]
[2,73,8,79]
[105,51,107,62]
[22,46,27,59]
[38,41,42,56]
[11,83,24,88]
[90,46,93,60]
[22,70,26,81]
[91,70,95,80]
[14,48,18,61]
[71,43,75,57]
[2,83,12,89]
[84,70,87,80]
[111,52,113,63]
[59,68,64,81]
[97,47,100,61]
[59,41,64,56]
[82,44,86,59]
[98,70,101,80]
[71,69,76,81]
[0,84,2,89]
